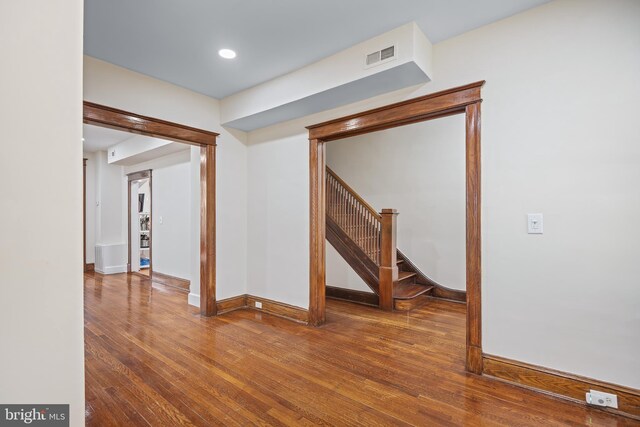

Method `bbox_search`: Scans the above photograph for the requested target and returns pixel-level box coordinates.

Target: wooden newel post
[379,208,398,311]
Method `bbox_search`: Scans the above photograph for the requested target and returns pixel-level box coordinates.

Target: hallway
[84,272,634,426]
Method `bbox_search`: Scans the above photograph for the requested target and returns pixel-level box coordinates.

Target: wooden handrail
[326,167,382,265]
[325,166,397,311]
[326,167,381,221]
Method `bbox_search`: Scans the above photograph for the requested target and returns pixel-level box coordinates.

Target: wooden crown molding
[83,101,219,147]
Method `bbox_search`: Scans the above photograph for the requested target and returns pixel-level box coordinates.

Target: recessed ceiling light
[218,49,236,59]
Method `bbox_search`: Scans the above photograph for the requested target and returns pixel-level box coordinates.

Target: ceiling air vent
[381,46,395,61]
[365,45,396,69]
[366,51,381,66]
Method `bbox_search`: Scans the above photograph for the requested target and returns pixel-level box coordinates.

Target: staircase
[326,167,465,311]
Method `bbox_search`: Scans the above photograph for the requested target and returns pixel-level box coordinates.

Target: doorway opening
[323,114,467,310]
[82,102,219,316]
[128,171,152,277]
[307,81,484,373]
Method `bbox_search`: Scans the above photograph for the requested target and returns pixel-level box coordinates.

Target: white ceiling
[83,124,189,163]
[83,124,131,152]
[111,143,189,166]
[84,0,549,99]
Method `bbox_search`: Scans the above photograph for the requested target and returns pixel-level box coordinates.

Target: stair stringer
[396,249,466,303]
[326,216,380,295]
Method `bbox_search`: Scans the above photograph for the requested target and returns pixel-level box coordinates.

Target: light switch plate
[528,213,543,234]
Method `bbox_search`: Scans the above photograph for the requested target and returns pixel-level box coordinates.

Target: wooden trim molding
[326,286,379,307]
[216,295,248,314]
[309,139,326,326]
[84,263,95,272]
[307,81,484,141]
[216,294,309,324]
[247,295,309,324]
[83,102,219,146]
[83,101,218,317]
[307,81,485,374]
[151,271,190,293]
[483,354,640,420]
[127,170,151,182]
[200,144,216,316]
[465,101,482,375]
[83,158,87,272]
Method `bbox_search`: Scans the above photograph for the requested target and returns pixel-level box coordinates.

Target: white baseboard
[96,265,127,275]
[188,293,200,307]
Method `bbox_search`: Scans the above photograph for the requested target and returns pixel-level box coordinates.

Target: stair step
[393,283,434,300]
[397,271,416,283]
[396,259,404,265]
[395,295,430,311]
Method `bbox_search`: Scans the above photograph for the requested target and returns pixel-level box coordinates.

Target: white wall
[431,0,640,389]
[0,0,85,424]
[91,151,127,273]
[84,56,248,301]
[246,0,640,388]
[127,151,191,280]
[95,150,126,245]
[84,152,97,264]
[246,133,310,308]
[326,115,466,292]
[153,162,190,279]
[326,245,370,292]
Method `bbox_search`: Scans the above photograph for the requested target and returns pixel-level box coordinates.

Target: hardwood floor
[84,272,636,426]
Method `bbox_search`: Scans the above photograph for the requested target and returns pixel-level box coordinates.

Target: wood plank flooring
[84,272,637,426]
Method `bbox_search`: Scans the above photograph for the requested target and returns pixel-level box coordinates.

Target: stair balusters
[326,168,381,265]
[326,167,396,310]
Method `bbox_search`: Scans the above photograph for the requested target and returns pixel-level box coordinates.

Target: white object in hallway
[95,243,127,274]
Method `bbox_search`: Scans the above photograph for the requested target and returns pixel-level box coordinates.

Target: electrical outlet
[255,301,262,309]
[586,390,618,409]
